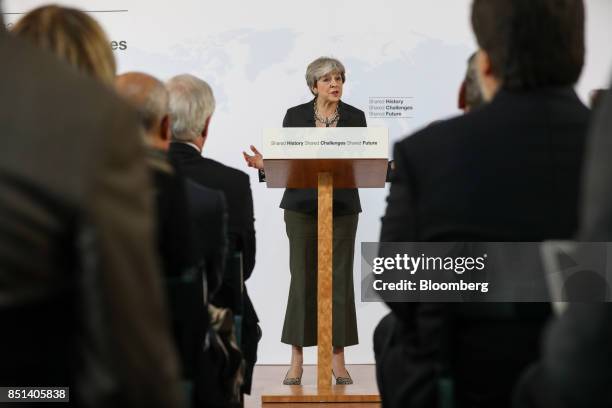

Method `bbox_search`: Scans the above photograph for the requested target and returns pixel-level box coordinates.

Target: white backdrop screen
[4,0,612,364]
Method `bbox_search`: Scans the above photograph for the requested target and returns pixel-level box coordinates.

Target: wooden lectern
[260,128,387,404]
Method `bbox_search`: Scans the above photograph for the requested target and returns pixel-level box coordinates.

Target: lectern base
[262,385,380,403]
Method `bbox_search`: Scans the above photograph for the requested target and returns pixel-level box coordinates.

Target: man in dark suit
[115,72,228,293]
[166,74,259,394]
[513,90,612,408]
[0,13,183,408]
[376,1,589,407]
[115,72,198,279]
[116,72,230,407]
[184,178,228,297]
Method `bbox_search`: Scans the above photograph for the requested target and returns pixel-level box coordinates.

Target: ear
[476,49,500,101]
[458,81,467,111]
[482,50,494,76]
[201,116,212,140]
[160,115,170,141]
[476,49,493,78]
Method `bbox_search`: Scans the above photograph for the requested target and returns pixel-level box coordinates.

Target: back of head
[472,0,584,90]
[12,5,116,85]
[116,72,169,137]
[166,74,216,143]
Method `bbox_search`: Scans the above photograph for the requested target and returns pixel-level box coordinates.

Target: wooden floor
[245,365,381,408]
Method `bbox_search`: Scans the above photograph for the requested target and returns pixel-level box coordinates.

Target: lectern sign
[262,127,389,189]
[262,127,388,159]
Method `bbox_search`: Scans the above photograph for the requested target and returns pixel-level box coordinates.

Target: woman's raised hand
[242,145,264,170]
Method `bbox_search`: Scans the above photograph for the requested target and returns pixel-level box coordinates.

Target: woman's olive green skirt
[281,210,359,347]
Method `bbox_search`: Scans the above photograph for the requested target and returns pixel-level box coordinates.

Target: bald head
[115,72,170,150]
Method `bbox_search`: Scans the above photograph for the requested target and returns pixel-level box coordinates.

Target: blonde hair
[12,5,116,85]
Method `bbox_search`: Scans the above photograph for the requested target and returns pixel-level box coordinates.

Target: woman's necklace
[314,99,340,127]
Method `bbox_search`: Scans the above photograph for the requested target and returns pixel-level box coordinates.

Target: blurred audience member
[510,84,612,408]
[1,6,183,408]
[514,306,612,408]
[458,52,486,112]
[516,130,612,403]
[516,92,612,405]
[377,0,588,407]
[582,87,611,240]
[166,74,260,397]
[12,5,116,85]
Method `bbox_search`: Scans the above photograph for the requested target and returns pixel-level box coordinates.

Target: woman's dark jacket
[276,99,367,216]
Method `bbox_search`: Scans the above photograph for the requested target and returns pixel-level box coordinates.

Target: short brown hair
[12,5,116,85]
[472,0,584,90]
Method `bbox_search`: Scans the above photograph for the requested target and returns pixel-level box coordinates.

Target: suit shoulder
[397,114,461,150]
[340,101,366,126]
[187,178,223,198]
[186,179,226,217]
[286,101,312,116]
[340,101,365,116]
[202,158,250,184]
[284,101,314,127]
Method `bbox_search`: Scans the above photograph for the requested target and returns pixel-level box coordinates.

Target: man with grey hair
[115,71,228,310]
[167,74,260,396]
[116,72,172,150]
[116,72,196,279]
[116,72,230,403]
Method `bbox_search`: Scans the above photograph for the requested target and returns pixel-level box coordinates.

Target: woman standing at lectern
[243,57,365,386]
